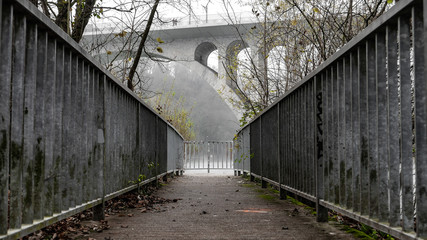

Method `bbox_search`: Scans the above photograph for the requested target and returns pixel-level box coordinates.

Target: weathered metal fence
[0,0,184,239]
[235,0,427,239]
[184,141,233,171]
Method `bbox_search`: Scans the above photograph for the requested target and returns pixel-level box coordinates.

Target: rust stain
[236,208,271,213]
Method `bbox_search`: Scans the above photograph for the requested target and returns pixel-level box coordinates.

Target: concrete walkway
[86,173,356,240]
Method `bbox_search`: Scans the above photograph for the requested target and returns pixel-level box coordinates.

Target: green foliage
[257,194,275,201]
[221,0,393,126]
[234,152,251,164]
[286,196,305,207]
[150,84,196,140]
[147,161,156,170]
[330,214,395,240]
[341,225,375,239]
[239,104,262,127]
[128,174,147,185]
[241,183,255,188]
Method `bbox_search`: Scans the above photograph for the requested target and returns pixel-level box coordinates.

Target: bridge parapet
[235,0,427,239]
[83,12,255,36]
[0,0,184,239]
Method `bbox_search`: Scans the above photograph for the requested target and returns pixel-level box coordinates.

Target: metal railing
[184,141,233,172]
[0,0,184,239]
[234,0,427,239]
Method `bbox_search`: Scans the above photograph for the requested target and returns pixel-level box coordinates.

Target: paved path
[86,173,356,240]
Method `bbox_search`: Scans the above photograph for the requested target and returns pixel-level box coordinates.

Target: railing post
[315,76,328,222]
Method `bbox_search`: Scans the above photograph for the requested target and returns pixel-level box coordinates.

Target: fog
[144,60,239,141]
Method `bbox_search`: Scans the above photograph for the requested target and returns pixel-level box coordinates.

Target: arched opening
[207,49,218,72]
[194,42,218,72]
[225,40,249,89]
[236,47,252,89]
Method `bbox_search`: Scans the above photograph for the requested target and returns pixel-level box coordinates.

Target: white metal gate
[184,141,233,172]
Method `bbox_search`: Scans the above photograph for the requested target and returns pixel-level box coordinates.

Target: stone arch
[225,40,249,66]
[194,42,218,66]
[224,40,249,90]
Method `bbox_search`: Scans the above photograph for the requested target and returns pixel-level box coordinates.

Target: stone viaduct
[83,21,264,119]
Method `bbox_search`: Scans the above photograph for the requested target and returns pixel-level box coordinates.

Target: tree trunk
[40,0,50,17]
[127,0,161,91]
[72,0,97,43]
[55,0,70,33]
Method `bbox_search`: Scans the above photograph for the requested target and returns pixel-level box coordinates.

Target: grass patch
[258,194,276,201]
[242,174,250,180]
[340,225,375,239]
[253,177,261,183]
[286,196,305,207]
[330,214,395,240]
[241,183,255,188]
[270,188,279,194]
[285,196,316,215]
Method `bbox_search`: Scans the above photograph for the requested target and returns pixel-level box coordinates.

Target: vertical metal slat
[53,43,64,214]
[351,50,360,212]
[366,38,378,219]
[359,43,369,216]
[0,2,11,234]
[344,55,353,209]
[414,3,427,236]
[10,12,25,229]
[338,59,346,206]
[43,37,56,217]
[22,20,37,224]
[386,23,400,227]
[376,30,389,223]
[34,30,47,220]
[399,13,414,232]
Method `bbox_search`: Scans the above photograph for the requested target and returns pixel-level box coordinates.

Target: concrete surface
[85,174,357,240]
